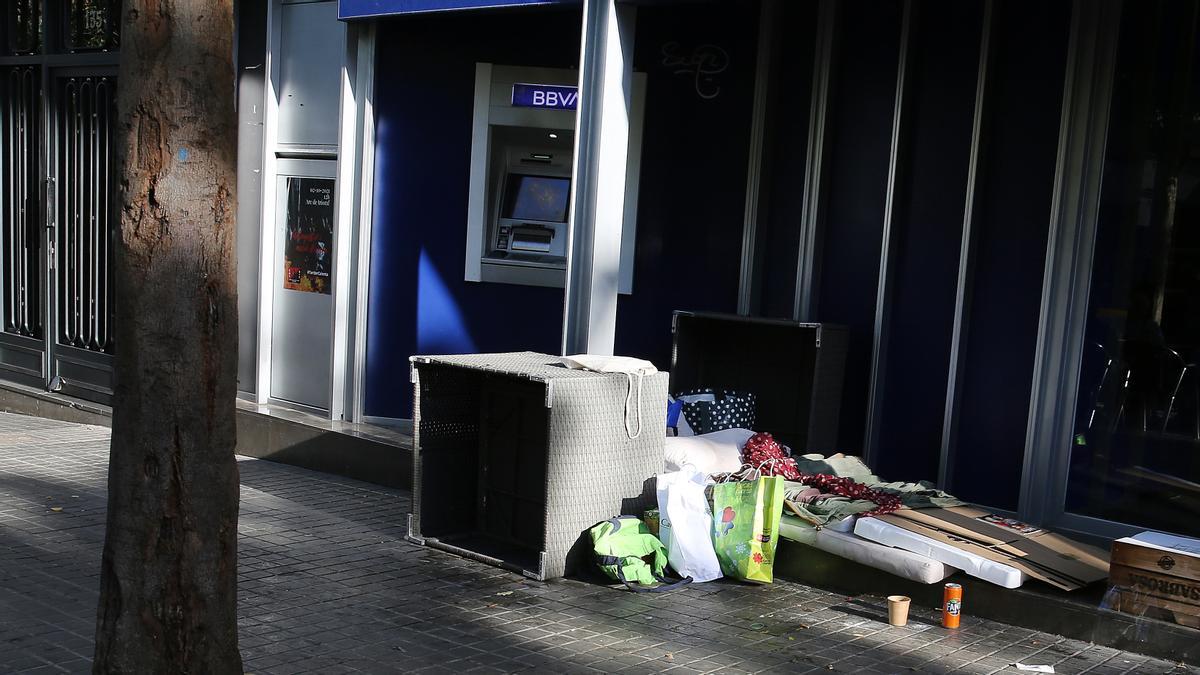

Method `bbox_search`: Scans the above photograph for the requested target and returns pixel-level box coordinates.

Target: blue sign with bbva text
[339,0,578,20]
[511,83,579,111]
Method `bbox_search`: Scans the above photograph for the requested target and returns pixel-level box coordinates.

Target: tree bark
[94,1,241,672]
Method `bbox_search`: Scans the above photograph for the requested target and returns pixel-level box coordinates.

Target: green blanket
[782,453,963,528]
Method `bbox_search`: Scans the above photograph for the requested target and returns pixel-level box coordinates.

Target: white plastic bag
[656,468,723,583]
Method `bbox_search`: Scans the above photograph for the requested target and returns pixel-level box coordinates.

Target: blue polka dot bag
[675,389,757,435]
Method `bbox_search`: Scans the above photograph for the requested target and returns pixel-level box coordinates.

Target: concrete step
[0,381,414,489]
[234,401,413,489]
[774,537,1200,667]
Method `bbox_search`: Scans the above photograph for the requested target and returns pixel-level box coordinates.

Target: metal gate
[2,66,42,344]
[0,2,120,404]
[58,75,115,356]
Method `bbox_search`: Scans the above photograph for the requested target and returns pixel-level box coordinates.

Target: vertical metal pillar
[349,25,378,424]
[793,0,838,322]
[736,0,779,317]
[938,0,995,491]
[331,22,371,421]
[561,0,637,356]
[1020,0,1121,528]
[862,0,914,467]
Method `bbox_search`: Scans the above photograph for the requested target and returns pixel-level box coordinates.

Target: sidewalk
[0,411,1194,675]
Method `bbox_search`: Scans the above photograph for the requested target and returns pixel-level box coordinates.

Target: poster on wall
[282,177,334,295]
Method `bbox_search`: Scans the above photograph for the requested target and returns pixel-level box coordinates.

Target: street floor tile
[0,412,1197,675]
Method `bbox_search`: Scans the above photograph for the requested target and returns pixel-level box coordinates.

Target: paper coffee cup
[887,595,911,626]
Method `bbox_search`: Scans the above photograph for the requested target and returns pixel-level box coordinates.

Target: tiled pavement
[0,412,1195,675]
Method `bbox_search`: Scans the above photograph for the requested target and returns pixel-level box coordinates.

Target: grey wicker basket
[408,352,667,580]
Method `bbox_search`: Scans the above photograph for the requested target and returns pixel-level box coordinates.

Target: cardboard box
[875,507,1110,591]
[1108,533,1200,629]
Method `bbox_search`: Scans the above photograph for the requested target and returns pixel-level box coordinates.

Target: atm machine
[464,63,646,291]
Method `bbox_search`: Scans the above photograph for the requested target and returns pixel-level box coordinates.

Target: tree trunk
[94,1,241,672]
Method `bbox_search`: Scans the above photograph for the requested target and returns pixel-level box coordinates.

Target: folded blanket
[782,453,963,529]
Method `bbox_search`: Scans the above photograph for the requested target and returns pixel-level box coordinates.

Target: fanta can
[942,583,962,628]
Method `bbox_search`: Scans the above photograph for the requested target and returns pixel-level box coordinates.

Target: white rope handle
[624,371,645,439]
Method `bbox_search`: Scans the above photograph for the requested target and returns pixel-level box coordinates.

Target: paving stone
[0,411,1197,675]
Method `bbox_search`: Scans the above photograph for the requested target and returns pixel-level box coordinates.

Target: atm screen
[502,174,570,223]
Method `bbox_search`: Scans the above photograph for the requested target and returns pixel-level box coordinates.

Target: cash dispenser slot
[510,225,554,254]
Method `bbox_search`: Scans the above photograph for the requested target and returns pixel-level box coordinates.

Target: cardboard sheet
[876,507,1109,591]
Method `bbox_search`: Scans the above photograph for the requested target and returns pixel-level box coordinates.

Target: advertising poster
[282,177,334,295]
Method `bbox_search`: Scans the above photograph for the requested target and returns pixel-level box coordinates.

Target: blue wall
[365,3,759,418]
[365,9,580,418]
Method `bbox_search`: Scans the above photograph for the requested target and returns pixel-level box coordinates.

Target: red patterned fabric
[736,432,902,517]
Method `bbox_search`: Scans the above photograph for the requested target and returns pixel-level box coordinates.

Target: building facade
[2,0,1197,543]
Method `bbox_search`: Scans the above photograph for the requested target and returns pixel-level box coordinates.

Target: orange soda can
[942,583,963,628]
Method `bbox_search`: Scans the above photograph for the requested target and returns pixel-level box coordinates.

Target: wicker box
[1108,536,1200,629]
[408,352,667,580]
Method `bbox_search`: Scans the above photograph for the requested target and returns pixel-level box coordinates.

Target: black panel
[757,0,818,320]
[811,0,904,456]
[950,0,1073,509]
[871,0,984,484]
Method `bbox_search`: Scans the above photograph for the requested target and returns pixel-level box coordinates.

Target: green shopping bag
[711,476,785,583]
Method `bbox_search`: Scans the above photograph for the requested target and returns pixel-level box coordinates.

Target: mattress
[779,516,957,585]
[854,516,1028,589]
[824,515,857,533]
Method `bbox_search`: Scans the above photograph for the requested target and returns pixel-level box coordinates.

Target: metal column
[1020,0,1122,530]
[862,0,914,467]
[736,0,780,317]
[561,0,637,356]
[793,0,837,323]
[938,0,995,492]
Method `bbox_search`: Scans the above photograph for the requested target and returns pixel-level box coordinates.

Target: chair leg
[1113,369,1132,432]
[1163,370,1187,434]
[1194,381,1199,442]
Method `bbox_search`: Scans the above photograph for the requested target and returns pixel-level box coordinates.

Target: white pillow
[663,428,755,475]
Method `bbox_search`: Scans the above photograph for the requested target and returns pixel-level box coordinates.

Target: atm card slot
[510,226,554,253]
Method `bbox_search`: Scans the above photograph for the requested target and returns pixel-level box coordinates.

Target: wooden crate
[1108,539,1200,629]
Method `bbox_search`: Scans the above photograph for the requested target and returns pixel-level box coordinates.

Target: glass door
[1064,0,1200,536]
